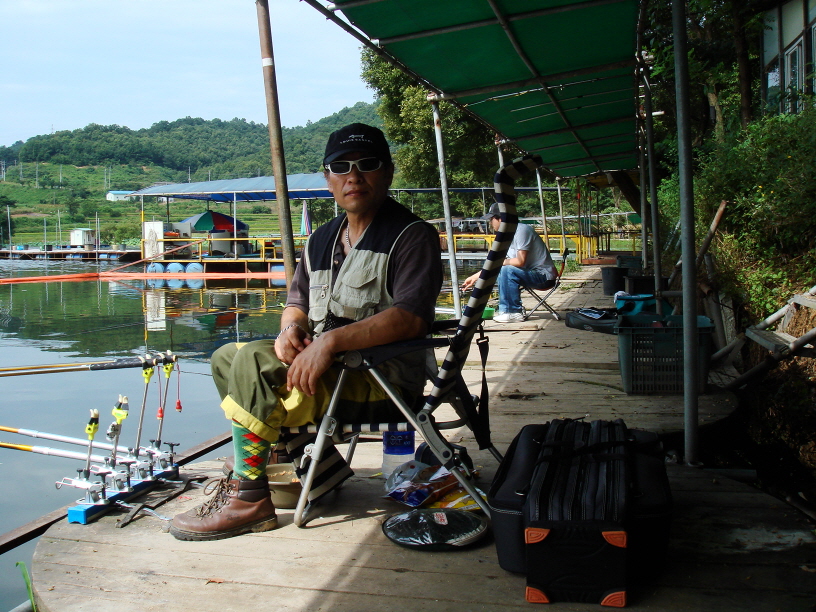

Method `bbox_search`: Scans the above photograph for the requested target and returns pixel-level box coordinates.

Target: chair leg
[539,299,560,321]
[293,369,349,528]
[344,433,360,464]
[367,368,493,519]
[521,285,561,321]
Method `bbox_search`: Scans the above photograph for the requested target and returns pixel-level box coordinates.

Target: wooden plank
[791,294,816,310]
[745,327,796,352]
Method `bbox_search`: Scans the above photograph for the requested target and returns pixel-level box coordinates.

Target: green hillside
[0,102,381,245]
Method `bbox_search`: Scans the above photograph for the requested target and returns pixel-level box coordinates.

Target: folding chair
[288,154,545,527]
[521,247,569,321]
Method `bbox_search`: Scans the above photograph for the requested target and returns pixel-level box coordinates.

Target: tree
[644,0,765,156]
[65,197,80,217]
[361,49,499,200]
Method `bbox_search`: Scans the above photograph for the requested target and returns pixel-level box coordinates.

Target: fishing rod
[132,358,155,461]
[0,423,138,456]
[0,361,111,373]
[0,441,118,465]
[0,353,179,378]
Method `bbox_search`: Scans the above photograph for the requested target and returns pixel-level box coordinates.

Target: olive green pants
[211,340,409,443]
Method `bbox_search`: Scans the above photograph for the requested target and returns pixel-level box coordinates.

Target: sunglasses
[324,157,383,174]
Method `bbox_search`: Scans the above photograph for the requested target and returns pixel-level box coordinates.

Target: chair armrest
[342,337,450,369]
[431,318,460,334]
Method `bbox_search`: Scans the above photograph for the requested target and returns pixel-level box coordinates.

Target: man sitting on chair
[170,123,442,541]
[461,202,556,323]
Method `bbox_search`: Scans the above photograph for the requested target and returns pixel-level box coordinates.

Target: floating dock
[0,247,142,262]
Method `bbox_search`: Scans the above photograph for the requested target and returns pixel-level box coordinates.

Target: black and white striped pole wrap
[422,154,544,412]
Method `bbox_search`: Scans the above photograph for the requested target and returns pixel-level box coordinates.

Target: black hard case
[487,419,672,607]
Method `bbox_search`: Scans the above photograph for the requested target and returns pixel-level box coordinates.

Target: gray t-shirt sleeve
[285,252,310,315]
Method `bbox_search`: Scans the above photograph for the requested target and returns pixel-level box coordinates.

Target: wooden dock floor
[31,266,816,611]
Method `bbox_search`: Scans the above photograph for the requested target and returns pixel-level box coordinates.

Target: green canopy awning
[308,0,641,179]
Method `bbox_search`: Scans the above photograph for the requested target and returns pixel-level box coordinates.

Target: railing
[141,236,309,263]
[142,230,641,266]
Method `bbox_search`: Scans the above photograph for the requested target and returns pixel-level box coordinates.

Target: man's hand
[286,334,335,396]
[461,272,480,291]
[274,323,311,365]
[282,306,427,396]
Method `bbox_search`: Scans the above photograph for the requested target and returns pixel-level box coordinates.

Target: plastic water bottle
[382,430,415,478]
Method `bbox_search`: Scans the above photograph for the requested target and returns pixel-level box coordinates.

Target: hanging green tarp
[310,0,641,178]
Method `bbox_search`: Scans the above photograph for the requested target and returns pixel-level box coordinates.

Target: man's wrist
[279,322,308,336]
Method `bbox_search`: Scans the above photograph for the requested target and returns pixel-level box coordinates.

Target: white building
[70,228,96,248]
[763,0,816,113]
[106,190,135,202]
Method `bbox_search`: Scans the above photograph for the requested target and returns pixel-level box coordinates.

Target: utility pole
[256,0,295,285]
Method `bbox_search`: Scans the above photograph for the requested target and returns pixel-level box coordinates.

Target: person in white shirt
[461,203,556,323]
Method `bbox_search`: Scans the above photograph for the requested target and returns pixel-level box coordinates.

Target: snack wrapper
[384,461,484,510]
[384,462,460,508]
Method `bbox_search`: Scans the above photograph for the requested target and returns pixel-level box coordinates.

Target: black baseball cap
[482,202,501,220]
[323,123,392,165]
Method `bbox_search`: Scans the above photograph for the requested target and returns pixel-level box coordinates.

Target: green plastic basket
[616,314,713,395]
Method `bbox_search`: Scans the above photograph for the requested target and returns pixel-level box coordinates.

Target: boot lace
[194,478,235,517]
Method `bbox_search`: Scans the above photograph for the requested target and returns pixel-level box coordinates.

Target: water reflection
[0,261,288,361]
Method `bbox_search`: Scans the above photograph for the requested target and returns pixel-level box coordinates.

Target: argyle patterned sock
[231,421,272,480]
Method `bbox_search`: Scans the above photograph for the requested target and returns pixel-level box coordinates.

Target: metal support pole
[536,169,550,248]
[233,193,238,259]
[256,0,296,286]
[556,178,566,253]
[638,132,649,270]
[673,0,699,466]
[431,99,461,317]
[576,181,583,260]
[642,67,663,315]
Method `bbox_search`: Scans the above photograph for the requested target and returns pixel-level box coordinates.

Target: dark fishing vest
[304,198,428,396]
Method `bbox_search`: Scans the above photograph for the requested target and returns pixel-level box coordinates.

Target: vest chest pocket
[309,283,329,301]
[338,267,384,311]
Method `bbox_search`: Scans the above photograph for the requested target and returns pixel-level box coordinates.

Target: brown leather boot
[169,476,278,541]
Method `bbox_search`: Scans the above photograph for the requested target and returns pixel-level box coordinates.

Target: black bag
[487,419,672,607]
[564,308,618,334]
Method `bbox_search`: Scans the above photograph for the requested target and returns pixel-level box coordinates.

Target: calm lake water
[0,258,475,609]
[0,260,289,609]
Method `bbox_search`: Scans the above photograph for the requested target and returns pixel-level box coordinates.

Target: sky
[0,0,375,147]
